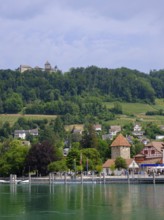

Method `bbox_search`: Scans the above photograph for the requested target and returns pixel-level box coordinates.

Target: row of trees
[0,139,129,177]
[0,139,105,176]
[0,140,62,176]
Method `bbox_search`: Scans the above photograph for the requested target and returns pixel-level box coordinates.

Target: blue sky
[0,0,164,73]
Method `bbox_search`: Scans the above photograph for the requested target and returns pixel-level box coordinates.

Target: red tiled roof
[103,158,135,168]
[111,133,131,147]
[103,159,115,168]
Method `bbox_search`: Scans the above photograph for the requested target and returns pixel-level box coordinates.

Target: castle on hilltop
[19,61,58,73]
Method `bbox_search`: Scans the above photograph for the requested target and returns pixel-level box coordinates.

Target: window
[144,150,148,154]
[151,150,155,154]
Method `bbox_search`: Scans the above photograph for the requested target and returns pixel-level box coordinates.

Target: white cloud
[0,0,164,73]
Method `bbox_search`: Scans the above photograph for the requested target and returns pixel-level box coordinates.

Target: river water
[0,183,164,220]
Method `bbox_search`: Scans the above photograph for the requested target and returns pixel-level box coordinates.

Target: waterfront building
[134,141,164,164]
[111,133,131,159]
[103,133,134,175]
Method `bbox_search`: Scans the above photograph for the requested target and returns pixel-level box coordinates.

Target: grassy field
[105,100,163,115]
[105,99,164,125]
[0,99,164,127]
[0,114,56,126]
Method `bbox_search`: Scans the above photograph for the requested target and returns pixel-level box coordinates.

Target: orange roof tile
[103,158,135,168]
[111,133,131,147]
[103,159,115,168]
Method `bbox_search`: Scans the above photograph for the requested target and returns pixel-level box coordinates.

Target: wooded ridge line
[0,66,163,115]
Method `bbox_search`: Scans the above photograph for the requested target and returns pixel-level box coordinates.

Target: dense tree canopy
[0,140,29,176]
[0,66,164,176]
[0,66,163,116]
[115,157,127,169]
[25,141,62,175]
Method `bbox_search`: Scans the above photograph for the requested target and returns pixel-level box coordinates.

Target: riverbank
[1,174,164,184]
[29,175,164,184]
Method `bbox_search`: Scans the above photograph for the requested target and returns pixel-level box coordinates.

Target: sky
[0,0,164,73]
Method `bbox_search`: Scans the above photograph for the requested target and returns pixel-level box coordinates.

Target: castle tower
[45,61,52,72]
[111,133,131,159]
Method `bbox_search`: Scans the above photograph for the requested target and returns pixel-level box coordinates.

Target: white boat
[19,180,29,184]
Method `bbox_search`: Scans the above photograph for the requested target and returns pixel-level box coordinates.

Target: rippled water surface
[0,184,164,220]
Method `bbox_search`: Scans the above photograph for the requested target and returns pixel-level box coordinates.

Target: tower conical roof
[111,133,131,147]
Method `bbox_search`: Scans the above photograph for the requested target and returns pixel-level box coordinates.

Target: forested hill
[0,66,164,114]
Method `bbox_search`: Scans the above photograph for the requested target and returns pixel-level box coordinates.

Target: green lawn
[0,114,56,126]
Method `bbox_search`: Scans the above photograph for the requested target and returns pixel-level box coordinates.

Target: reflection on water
[0,184,164,220]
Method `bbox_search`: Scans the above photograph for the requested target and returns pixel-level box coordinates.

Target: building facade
[111,133,131,159]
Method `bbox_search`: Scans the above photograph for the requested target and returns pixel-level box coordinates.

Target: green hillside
[1,99,164,126]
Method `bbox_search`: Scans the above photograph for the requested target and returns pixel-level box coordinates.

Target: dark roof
[14,128,38,135]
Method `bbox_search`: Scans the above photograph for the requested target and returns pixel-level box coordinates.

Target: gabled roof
[111,133,131,147]
[14,128,38,136]
[103,158,136,168]
[146,141,164,153]
[110,125,121,130]
[109,125,121,132]
[93,124,102,130]
[103,159,115,168]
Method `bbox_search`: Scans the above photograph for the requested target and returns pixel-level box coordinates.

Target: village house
[134,141,164,164]
[14,128,38,139]
[140,137,150,145]
[109,125,121,137]
[93,124,102,132]
[132,123,144,137]
[101,125,121,140]
[133,123,142,132]
[156,135,164,140]
[102,134,113,140]
[72,128,82,135]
